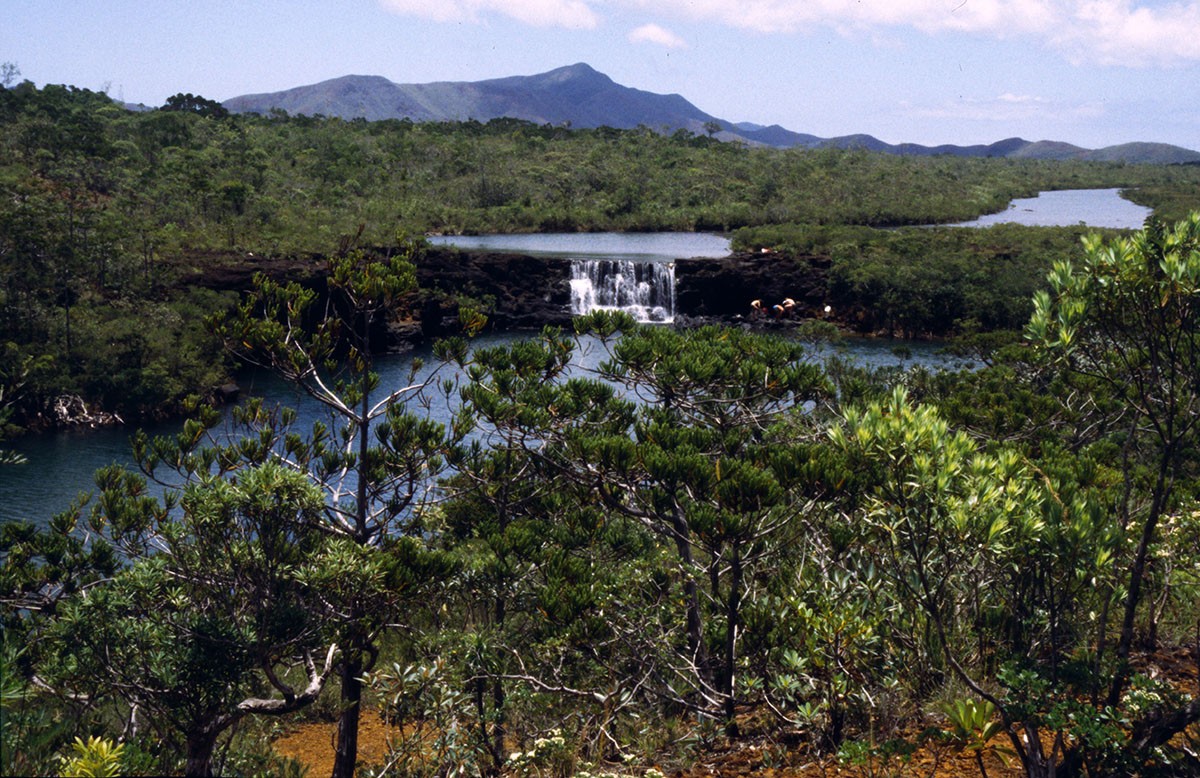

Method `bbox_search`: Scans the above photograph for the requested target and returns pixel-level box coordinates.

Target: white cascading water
[569,259,675,323]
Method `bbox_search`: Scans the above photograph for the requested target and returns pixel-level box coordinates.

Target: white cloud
[616,0,1059,35]
[378,0,1200,66]
[907,93,1106,123]
[378,0,598,29]
[1054,0,1200,66]
[628,23,688,48]
[618,0,1200,66]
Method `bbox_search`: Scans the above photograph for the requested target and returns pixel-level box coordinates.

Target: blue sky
[4,0,1198,149]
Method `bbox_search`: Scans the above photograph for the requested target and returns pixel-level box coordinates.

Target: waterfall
[569,259,675,323]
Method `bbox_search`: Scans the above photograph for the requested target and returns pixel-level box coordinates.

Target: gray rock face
[180,245,840,351]
[413,248,836,335]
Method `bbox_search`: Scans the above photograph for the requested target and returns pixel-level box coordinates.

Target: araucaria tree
[217,238,458,778]
[454,313,831,736]
[572,318,831,734]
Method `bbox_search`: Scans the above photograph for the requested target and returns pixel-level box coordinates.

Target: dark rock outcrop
[173,246,574,348]
[412,248,573,335]
[176,245,839,348]
[176,250,327,292]
[675,252,831,321]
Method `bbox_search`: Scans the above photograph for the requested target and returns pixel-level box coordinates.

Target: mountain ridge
[222,63,1200,164]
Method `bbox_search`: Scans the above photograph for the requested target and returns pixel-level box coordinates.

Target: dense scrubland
[3,79,1200,427]
[1,79,1199,777]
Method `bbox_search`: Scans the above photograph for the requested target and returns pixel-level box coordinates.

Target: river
[0,332,959,528]
[429,232,731,324]
[428,231,732,260]
[1,189,1145,526]
[947,187,1151,229]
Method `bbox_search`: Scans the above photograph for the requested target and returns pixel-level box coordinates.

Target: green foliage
[1123,179,1200,223]
[505,728,574,778]
[26,460,337,775]
[212,243,459,778]
[161,92,229,119]
[452,317,836,739]
[1028,212,1200,701]
[735,222,1125,336]
[1,641,75,777]
[942,698,1004,750]
[835,736,918,777]
[3,79,1198,422]
[0,510,121,636]
[58,735,126,778]
[366,659,491,778]
[941,698,1012,777]
[830,387,1048,684]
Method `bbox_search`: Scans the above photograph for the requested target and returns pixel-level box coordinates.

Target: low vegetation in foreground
[2,215,1198,777]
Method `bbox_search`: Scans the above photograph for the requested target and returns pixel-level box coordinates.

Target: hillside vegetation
[2,79,1199,427]
[1,79,1199,778]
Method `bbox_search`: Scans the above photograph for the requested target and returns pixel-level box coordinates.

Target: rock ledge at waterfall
[177,245,836,349]
[674,252,831,321]
[418,248,835,333]
[412,248,575,336]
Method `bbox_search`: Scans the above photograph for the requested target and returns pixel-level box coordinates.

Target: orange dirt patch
[274,712,399,777]
[274,714,1022,777]
[274,644,1196,777]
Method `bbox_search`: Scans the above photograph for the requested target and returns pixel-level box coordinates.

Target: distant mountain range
[223,63,1200,164]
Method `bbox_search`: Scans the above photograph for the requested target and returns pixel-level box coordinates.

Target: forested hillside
[4,80,1199,431]
[1,78,1199,777]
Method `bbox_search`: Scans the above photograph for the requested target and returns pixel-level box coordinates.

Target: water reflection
[428,231,731,260]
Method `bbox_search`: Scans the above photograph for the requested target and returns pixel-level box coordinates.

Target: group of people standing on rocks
[750,298,796,319]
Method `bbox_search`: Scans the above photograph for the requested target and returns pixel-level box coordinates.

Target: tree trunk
[63,301,72,356]
[1132,698,1200,752]
[670,505,708,684]
[331,654,363,778]
[491,595,507,774]
[723,544,742,737]
[184,730,219,778]
[1108,454,1174,708]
